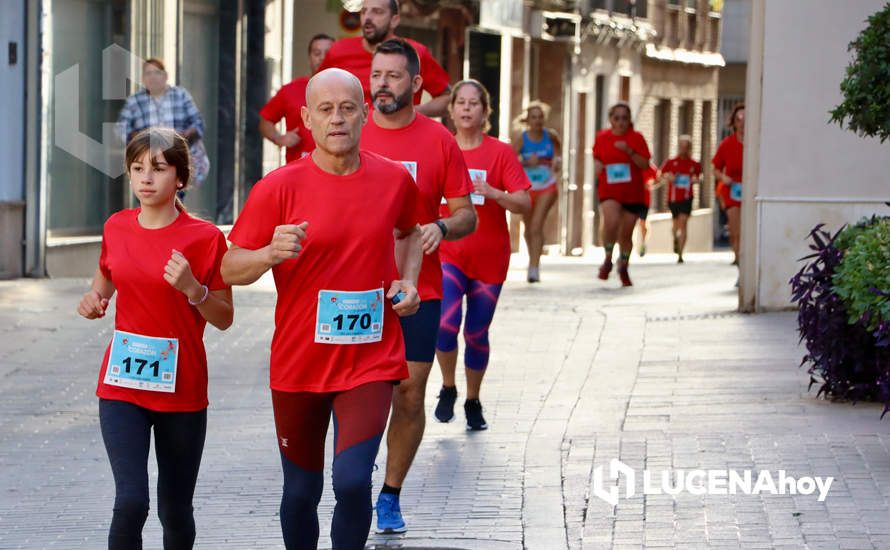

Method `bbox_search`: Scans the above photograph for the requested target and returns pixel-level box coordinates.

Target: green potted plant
[829,2,890,142]
[792,4,890,416]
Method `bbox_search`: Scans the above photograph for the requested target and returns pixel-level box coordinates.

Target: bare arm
[394,225,423,285]
[473,177,531,216]
[259,118,300,148]
[713,167,731,184]
[442,195,477,240]
[416,90,451,118]
[389,225,423,316]
[417,195,477,255]
[163,250,234,330]
[77,267,116,319]
[192,288,233,331]
[221,222,308,286]
[221,245,274,286]
[548,129,563,175]
[495,190,531,216]
[628,150,649,170]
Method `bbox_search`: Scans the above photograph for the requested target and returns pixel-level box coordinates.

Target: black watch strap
[434,220,448,238]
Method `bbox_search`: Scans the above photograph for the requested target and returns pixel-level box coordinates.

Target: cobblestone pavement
[1,252,889,549]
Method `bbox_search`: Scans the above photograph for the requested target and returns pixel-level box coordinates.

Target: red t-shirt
[361,113,473,301]
[592,128,651,204]
[642,165,657,207]
[259,76,314,163]
[228,152,418,393]
[96,209,229,412]
[661,156,702,203]
[318,36,451,105]
[439,136,530,284]
[712,133,744,207]
[712,133,744,183]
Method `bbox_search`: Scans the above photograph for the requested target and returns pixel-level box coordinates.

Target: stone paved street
[2,252,889,549]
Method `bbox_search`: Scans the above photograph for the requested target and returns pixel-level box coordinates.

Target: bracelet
[188,284,209,306]
[434,220,448,238]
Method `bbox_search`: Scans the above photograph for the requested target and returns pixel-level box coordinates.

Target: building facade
[1,0,726,278]
[3,0,295,278]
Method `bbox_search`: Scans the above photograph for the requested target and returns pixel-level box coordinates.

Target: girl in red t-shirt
[712,103,745,265]
[434,80,531,430]
[592,103,652,286]
[77,128,233,547]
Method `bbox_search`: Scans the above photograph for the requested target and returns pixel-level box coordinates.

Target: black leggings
[99,398,207,550]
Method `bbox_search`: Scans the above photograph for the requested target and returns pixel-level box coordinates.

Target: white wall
[720,0,751,63]
[743,0,889,311]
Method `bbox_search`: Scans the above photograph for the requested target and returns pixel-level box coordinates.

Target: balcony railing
[587,0,648,19]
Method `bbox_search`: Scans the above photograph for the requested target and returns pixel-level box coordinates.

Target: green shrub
[829,3,890,142]
[833,216,890,331]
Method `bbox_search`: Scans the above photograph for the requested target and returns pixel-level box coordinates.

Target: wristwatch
[434,220,448,238]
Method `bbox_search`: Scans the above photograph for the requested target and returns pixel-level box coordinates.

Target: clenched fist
[267,222,309,265]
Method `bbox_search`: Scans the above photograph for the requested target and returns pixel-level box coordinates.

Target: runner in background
[661,134,702,264]
[712,102,745,270]
[434,79,531,430]
[592,103,652,287]
[78,127,233,549]
[221,68,423,550]
[360,39,476,535]
[319,0,451,117]
[637,163,657,257]
[512,101,561,283]
[259,33,334,164]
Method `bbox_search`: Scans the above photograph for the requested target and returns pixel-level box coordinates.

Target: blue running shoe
[375,493,407,533]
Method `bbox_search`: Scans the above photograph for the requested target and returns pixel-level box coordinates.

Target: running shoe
[464,399,488,431]
[527,266,540,283]
[434,385,457,423]
[617,262,633,287]
[677,255,685,264]
[375,493,407,533]
[597,260,613,280]
[639,244,647,257]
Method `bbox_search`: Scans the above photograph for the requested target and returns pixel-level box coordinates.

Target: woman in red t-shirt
[592,103,652,286]
[712,103,745,265]
[77,128,233,547]
[434,80,531,430]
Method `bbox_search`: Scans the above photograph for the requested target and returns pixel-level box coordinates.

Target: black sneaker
[464,399,488,431]
[434,386,457,423]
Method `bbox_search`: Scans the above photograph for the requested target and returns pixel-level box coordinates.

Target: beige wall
[636,58,719,251]
[292,0,360,79]
[718,63,746,97]
[742,0,889,311]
